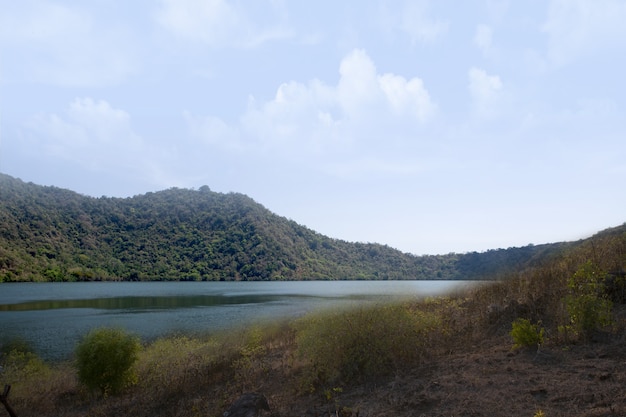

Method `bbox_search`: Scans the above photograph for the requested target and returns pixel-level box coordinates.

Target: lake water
[0,281,474,361]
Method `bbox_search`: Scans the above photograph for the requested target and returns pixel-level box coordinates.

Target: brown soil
[302,343,626,417]
[262,334,626,417]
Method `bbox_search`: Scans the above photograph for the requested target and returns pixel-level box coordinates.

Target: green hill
[0,173,578,282]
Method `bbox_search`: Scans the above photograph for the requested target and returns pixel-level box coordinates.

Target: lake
[0,280,475,361]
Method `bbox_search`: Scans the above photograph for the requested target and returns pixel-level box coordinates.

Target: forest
[0,173,570,282]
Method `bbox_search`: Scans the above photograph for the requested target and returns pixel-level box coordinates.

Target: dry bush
[0,349,80,415]
[136,335,218,397]
[293,303,443,386]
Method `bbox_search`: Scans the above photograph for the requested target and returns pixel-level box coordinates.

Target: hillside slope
[0,173,574,281]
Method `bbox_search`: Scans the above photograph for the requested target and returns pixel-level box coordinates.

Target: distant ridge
[0,173,607,282]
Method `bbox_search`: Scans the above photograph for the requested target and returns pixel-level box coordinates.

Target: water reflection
[0,294,283,312]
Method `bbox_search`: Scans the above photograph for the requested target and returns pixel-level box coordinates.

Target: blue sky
[1,0,625,255]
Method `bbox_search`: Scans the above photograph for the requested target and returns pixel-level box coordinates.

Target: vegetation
[0,221,624,416]
[509,318,544,350]
[0,173,568,282]
[561,261,613,340]
[0,341,50,383]
[294,303,444,384]
[74,328,141,395]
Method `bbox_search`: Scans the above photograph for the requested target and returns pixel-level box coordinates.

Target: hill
[0,173,573,282]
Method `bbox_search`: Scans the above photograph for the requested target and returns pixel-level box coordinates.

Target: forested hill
[1,173,571,282]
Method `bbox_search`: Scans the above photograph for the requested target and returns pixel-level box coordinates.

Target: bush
[510,318,544,350]
[75,327,141,395]
[563,261,613,339]
[0,339,49,380]
[137,335,215,396]
[294,303,441,385]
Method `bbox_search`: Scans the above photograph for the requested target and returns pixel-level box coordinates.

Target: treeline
[0,173,578,282]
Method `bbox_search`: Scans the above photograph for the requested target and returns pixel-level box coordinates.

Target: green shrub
[509,318,544,350]
[75,327,141,395]
[1,347,50,381]
[564,261,613,339]
[294,303,441,385]
[0,342,54,409]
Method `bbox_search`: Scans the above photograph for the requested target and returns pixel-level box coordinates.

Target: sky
[1,0,625,255]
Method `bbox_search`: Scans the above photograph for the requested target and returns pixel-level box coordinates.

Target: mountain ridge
[0,173,599,282]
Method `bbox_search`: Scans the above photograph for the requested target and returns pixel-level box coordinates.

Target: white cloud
[542,0,626,66]
[468,67,503,118]
[400,0,449,44]
[0,1,137,86]
[190,49,436,165]
[379,74,434,122]
[240,79,345,155]
[184,111,241,151]
[337,49,381,119]
[155,0,292,47]
[26,98,149,173]
[378,0,448,44]
[473,24,493,56]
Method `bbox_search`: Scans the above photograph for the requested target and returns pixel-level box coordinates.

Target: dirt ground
[262,334,626,417]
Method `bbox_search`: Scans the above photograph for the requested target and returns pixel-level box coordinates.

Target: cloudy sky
[1,0,625,255]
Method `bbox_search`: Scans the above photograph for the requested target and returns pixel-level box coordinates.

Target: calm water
[0,280,473,361]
